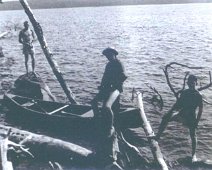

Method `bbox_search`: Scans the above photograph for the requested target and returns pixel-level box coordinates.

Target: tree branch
[164,62,203,99]
[198,71,212,91]
[146,84,164,110]
[176,72,189,97]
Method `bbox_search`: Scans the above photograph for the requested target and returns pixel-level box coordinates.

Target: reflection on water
[0,3,212,169]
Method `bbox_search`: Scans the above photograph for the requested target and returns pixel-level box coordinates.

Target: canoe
[3,94,142,134]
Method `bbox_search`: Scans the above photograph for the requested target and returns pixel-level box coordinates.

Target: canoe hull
[3,94,142,135]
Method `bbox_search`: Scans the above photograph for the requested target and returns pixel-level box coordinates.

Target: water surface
[0,3,212,169]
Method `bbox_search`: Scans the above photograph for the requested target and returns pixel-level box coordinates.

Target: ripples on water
[0,3,212,169]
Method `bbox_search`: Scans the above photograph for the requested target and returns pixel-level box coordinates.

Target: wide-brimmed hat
[102,47,118,56]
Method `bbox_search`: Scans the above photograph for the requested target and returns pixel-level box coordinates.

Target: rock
[10,72,56,101]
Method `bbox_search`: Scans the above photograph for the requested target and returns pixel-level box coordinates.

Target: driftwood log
[0,125,93,164]
[136,92,168,170]
[0,132,13,170]
[0,128,34,170]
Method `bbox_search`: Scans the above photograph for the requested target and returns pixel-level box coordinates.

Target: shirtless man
[155,75,203,162]
[19,21,35,74]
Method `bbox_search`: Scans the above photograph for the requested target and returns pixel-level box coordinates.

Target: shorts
[171,111,196,129]
[23,45,34,55]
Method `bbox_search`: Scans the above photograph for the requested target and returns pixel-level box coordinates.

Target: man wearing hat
[155,74,203,162]
[92,47,127,165]
[92,47,127,137]
[19,21,36,74]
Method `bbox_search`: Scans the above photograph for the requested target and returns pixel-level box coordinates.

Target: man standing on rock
[19,21,36,74]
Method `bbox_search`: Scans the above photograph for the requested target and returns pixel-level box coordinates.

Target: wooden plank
[47,104,69,115]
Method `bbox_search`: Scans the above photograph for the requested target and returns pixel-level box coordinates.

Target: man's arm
[18,31,23,44]
[117,61,127,83]
[31,30,36,42]
[196,95,203,128]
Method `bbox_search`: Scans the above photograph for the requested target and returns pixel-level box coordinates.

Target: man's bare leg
[24,54,29,74]
[31,54,35,73]
[91,96,100,117]
[190,127,197,162]
[103,90,120,137]
[155,111,174,140]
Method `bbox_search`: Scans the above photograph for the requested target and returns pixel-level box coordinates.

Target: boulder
[10,72,56,101]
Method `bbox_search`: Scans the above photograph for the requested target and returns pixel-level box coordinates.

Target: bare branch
[176,72,189,97]
[203,98,212,105]
[163,66,178,99]
[165,62,204,70]
[146,84,164,110]
[198,71,212,91]
[164,62,204,99]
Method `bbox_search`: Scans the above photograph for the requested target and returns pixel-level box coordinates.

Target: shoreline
[0,0,212,11]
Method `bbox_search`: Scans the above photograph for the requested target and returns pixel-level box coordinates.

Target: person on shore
[155,74,203,162]
[92,47,127,137]
[19,21,35,74]
[91,47,127,165]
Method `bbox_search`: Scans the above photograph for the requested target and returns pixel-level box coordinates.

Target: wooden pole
[19,0,77,104]
[136,92,168,170]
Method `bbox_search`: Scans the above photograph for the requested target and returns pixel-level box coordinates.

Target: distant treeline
[0,0,212,11]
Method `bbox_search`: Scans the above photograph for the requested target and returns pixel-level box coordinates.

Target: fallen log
[0,125,93,163]
[136,92,168,170]
[0,128,34,170]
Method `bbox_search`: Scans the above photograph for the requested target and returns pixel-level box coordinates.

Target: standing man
[19,21,35,74]
[92,47,127,137]
[155,75,203,162]
[91,47,127,165]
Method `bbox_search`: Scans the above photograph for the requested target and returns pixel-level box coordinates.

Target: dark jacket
[100,59,127,93]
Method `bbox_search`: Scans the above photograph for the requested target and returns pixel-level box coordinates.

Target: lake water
[0,3,212,170]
